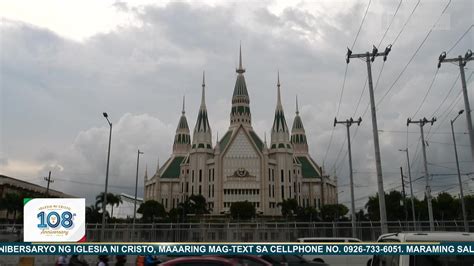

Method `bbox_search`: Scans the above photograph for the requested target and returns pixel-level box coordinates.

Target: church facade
[144,49,337,216]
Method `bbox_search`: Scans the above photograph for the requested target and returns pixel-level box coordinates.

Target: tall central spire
[230,44,252,129]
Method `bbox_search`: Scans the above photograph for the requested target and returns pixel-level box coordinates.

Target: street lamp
[451,109,468,232]
[101,112,112,242]
[132,149,144,241]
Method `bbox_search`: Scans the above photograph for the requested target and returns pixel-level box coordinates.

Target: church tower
[173,96,191,155]
[270,72,291,150]
[269,72,295,205]
[229,45,252,129]
[291,96,309,154]
[189,72,213,198]
[192,72,213,151]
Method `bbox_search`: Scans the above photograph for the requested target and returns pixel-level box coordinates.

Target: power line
[428,73,461,118]
[446,24,473,54]
[411,68,440,118]
[324,0,372,167]
[377,0,452,107]
[377,0,403,48]
[351,0,372,50]
[392,0,421,45]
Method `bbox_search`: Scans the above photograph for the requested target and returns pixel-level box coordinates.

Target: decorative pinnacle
[202,71,205,88]
[200,71,206,107]
[156,157,160,174]
[296,95,299,115]
[182,95,185,115]
[236,44,245,74]
[276,71,282,106]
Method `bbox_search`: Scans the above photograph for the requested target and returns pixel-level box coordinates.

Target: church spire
[173,95,191,154]
[236,43,245,74]
[193,71,212,150]
[230,45,252,129]
[271,71,290,149]
[291,95,308,154]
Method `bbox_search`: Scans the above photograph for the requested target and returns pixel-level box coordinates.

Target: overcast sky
[1,0,473,209]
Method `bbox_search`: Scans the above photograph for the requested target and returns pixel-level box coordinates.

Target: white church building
[144,48,337,216]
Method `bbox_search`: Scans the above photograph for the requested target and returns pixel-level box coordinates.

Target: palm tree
[86,205,104,223]
[95,192,122,218]
[108,194,122,218]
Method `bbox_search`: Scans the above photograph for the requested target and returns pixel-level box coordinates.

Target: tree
[168,208,183,222]
[296,206,320,222]
[188,195,210,215]
[230,201,256,220]
[1,193,23,222]
[108,194,122,218]
[137,200,166,222]
[86,205,103,223]
[434,192,458,220]
[277,198,299,218]
[320,204,348,221]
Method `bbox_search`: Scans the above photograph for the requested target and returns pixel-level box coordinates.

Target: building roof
[161,156,185,178]
[219,130,233,150]
[296,156,321,178]
[0,174,75,197]
[248,130,264,151]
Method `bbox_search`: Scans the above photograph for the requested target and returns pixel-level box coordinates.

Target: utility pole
[399,148,416,230]
[399,167,408,226]
[347,44,392,234]
[407,117,436,231]
[334,116,362,238]
[132,149,144,241]
[450,109,468,232]
[438,50,474,160]
[44,171,54,196]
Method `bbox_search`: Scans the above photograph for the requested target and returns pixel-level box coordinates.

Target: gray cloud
[1,1,473,207]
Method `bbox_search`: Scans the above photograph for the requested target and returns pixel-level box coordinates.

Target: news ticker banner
[0,243,473,256]
[23,198,86,242]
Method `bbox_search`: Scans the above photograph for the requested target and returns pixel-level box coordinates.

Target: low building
[105,193,143,219]
[0,174,74,219]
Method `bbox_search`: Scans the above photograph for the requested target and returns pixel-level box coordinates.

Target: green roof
[233,74,249,98]
[248,130,264,151]
[161,156,185,179]
[219,130,233,150]
[297,156,320,178]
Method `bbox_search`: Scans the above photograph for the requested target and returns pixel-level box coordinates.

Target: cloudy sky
[1,0,473,209]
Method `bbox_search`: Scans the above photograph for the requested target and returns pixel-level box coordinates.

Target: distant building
[106,193,143,219]
[0,174,74,219]
[144,48,338,216]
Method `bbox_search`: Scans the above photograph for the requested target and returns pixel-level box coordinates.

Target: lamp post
[451,109,468,232]
[101,112,112,242]
[132,149,144,241]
